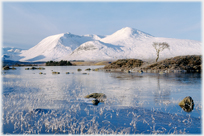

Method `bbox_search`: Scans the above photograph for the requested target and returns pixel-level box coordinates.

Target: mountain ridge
[3,27,202,62]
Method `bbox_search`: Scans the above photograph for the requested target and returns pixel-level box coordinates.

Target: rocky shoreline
[102,55,202,74]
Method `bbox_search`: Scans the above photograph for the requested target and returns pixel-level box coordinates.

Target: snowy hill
[13,27,202,62]
[101,27,153,44]
[66,40,124,60]
[63,27,201,61]
[2,47,24,61]
[19,33,103,61]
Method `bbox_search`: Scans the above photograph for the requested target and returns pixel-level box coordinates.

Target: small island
[45,60,73,66]
[102,55,201,73]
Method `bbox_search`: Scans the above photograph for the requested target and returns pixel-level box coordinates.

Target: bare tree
[152,42,170,62]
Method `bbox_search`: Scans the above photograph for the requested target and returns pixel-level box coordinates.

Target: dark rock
[39,72,43,74]
[92,68,99,71]
[52,71,60,74]
[178,96,194,112]
[2,66,16,70]
[85,93,106,99]
[92,99,100,106]
[85,68,91,71]
[125,70,131,73]
[85,93,107,103]
[77,69,82,71]
[30,67,37,70]
[66,72,70,74]
[38,67,45,70]
[3,66,10,70]
[138,70,143,73]
[25,67,45,70]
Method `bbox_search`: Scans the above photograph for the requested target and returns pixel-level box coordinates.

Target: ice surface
[2,66,201,134]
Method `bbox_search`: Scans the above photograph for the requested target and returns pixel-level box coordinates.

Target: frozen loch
[2,66,201,134]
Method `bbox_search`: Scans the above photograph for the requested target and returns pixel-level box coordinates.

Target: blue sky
[2,2,202,49]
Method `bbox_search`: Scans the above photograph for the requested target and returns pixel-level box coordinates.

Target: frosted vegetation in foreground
[2,66,201,134]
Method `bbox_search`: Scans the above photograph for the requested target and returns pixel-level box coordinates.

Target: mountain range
[2,27,202,62]
[2,47,23,61]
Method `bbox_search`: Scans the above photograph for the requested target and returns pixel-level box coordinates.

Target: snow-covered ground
[3,27,202,62]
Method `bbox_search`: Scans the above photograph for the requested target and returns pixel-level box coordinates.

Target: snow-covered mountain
[7,27,202,62]
[19,33,103,61]
[63,27,201,61]
[2,47,24,61]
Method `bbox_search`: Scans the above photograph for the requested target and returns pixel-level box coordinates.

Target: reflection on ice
[2,66,201,134]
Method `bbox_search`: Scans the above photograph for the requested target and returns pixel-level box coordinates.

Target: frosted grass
[2,66,201,134]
